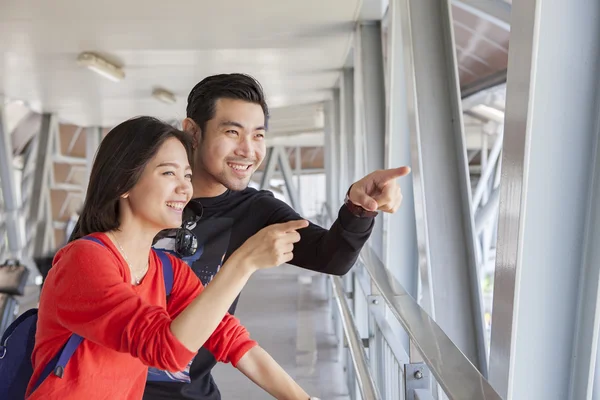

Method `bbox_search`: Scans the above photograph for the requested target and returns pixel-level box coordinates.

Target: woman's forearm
[236,346,311,400]
[170,255,253,351]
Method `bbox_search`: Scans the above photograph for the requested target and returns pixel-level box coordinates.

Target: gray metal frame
[259,146,303,214]
[489,0,600,398]
[84,126,102,195]
[387,0,487,373]
[28,114,56,258]
[340,68,356,189]
[354,21,386,259]
[331,275,382,400]
[322,207,502,400]
[0,106,27,260]
[451,0,511,31]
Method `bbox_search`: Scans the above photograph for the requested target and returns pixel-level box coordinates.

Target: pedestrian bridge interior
[1,0,600,399]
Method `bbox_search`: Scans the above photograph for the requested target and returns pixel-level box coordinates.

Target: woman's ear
[121,193,129,199]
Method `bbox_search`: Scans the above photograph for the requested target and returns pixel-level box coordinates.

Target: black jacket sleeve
[258,193,374,276]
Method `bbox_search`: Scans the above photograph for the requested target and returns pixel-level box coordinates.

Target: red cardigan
[27,233,257,399]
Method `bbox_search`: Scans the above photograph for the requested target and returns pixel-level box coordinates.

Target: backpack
[0,236,173,399]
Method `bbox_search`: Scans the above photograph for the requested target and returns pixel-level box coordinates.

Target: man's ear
[182,118,201,149]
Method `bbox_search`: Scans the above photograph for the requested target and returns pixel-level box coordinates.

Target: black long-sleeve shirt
[144,187,374,400]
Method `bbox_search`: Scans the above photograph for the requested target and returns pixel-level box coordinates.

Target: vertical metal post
[0,106,27,259]
[355,21,386,260]
[383,0,419,302]
[259,147,277,190]
[389,0,487,374]
[489,0,600,398]
[295,146,302,196]
[341,68,356,189]
[324,100,337,214]
[84,126,101,195]
[340,68,357,296]
[28,113,55,258]
[277,146,304,214]
[332,88,345,201]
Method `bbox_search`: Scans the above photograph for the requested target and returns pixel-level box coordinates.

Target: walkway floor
[212,265,350,400]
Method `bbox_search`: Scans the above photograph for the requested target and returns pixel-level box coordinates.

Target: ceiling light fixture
[152,88,177,105]
[77,52,125,82]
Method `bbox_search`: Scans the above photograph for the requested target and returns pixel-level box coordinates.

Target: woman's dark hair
[69,116,193,242]
[186,73,270,134]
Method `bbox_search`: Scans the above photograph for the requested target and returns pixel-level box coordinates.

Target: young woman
[27,117,314,399]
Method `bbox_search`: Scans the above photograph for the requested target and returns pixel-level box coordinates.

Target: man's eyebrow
[219,120,266,131]
[219,121,244,129]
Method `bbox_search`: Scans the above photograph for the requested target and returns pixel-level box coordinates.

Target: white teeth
[228,163,250,171]
[166,202,184,210]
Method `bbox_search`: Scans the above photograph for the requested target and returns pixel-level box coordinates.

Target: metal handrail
[360,246,502,400]
[321,203,503,400]
[330,276,382,400]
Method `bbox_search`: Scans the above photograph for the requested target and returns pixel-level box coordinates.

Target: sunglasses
[174,202,203,257]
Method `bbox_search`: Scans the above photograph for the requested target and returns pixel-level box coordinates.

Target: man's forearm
[294,205,374,275]
[236,346,312,400]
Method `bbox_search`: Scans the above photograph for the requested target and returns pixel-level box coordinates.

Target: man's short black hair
[186,73,269,134]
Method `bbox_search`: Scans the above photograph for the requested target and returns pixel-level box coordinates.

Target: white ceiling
[0,0,361,128]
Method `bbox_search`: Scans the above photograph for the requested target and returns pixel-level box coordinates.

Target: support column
[259,147,277,190]
[294,146,302,196]
[324,100,338,215]
[84,126,102,194]
[28,114,55,258]
[0,106,27,259]
[332,88,345,201]
[277,146,304,215]
[340,68,356,189]
[488,0,600,398]
[383,0,419,300]
[390,0,487,374]
[259,146,303,214]
[354,21,386,259]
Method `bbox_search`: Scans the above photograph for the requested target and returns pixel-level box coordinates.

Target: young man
[144,73,410,400]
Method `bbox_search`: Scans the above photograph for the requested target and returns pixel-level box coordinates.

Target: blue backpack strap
[81,236,104,246]
[52,335,84,378]
[32,334,83,392]
[32,235,104,391]
[155,250,173,296]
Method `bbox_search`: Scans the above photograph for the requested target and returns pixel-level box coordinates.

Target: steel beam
[332,88,345,200]
[0,106,27,259]
[324,100,337,214]
[28,113,55,258]
[383,0,419,304]
[259,147,277,190]
[475,188,500,235]
[355,21,386,259]
[20,135,38,218]
[341,68,356,189]
[452,0,511,32]
[84,127,102,194]
[53,154,86,165]
[390,0,487,374]
[51,183,84,192]
[67,126,83,154]
[294,146,302,195]
[488,0,600,398]
[277,146,304,214]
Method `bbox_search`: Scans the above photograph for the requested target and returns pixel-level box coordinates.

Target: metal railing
[330,275,382,400]
[320,204,503,400]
